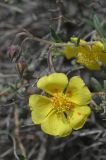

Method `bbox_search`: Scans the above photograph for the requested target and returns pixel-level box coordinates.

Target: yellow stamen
[51,92,74,112]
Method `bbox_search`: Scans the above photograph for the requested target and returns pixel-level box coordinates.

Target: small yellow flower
[63,38,106,70]
[77,41,106,70]
[29,73,91,137]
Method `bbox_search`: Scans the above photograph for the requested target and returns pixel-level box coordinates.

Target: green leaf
[18,154,26,160]
[91,77,103,91]
[93,14,106,50]
[93,14,105,38]
[50,27,62,43]
[87,14,106,49]
[103,80,106,91]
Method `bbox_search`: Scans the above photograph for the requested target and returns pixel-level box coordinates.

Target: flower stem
[23,29,99,47]
[47,45,56,73]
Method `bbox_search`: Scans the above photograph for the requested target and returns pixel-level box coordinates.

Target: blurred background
[0,0,106,160]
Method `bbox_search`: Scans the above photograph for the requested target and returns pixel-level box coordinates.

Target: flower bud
[7,45,20,62]
[16,58,27,78]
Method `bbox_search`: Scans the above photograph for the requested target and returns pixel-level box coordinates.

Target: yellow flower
[63,38,106,70]
[29,73,91,137]
[77,41,106,70]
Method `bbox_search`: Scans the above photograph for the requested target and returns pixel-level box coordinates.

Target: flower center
[51,92,74,112]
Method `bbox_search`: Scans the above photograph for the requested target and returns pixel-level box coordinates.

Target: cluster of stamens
[51,92,74,112]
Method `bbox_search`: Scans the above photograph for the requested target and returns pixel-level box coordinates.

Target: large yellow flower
[29,73,91,137]
[64,38,106,70]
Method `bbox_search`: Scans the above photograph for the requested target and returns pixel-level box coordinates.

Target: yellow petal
[77,58,100,70]
[77,45,90,53]
[63,45,77,59]
[92,42,106,65]
[97,52,106,65]
[41,111,72,137]
[63,38,87,60]
[84,61,100,70]
[29,94,53,124]
[37,73,68,95]
[92,41,104,52]
[67,76,92,105]
[77,49,100,70]
[69,106,91,130]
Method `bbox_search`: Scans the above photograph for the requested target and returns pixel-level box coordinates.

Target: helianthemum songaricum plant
[64,38,106,70]
[29,73,92,137]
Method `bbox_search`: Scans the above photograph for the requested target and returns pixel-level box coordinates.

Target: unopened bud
[16,58,27,78]
[7,45,20,61]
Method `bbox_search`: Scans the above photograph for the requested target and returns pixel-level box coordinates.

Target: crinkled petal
[63,45,77,59]
[69,106,91,130]
[41,111,72,137]
[92,41,104,52]
[66,76,92,105]
[77,58,100,70]
[84,61,100,70]
[77,45,90,53]
[63,38,87,60]
[76,45,101,70]
[29,94,53,124]
[37,73,68,95]
[92,42,106,65]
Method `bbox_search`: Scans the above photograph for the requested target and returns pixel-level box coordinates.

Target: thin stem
[47,45,55,73]
[23,29,55,45]
[14,106,27,159]
[23,29,98,47]
[0,87,11,96]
